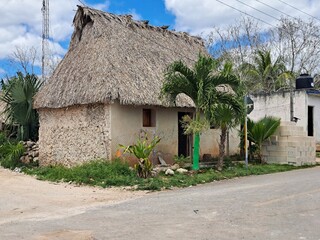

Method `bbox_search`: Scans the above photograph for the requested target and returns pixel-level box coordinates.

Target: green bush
[174,155,191,168]
[0,141,25,169]
[119,133,160,178]
[24,159,140,187]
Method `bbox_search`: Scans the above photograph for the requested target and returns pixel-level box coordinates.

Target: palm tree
[161,55,239,170]
[247,116,281,163]
[242,50,289,93]
[207,103,243,170]
[204,62,244,170]
[1,72,43,141]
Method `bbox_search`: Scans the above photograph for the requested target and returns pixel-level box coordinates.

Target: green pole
[192,110,201,171]
[193,132,200,170]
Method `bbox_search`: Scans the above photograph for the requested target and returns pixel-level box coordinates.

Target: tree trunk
[218,126,227,171]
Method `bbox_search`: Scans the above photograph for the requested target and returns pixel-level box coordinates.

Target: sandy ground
[0,167,146,227]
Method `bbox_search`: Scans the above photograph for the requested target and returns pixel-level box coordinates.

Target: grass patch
[23,159,316,191]
[24,159,141,188]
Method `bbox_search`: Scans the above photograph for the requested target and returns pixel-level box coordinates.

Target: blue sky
[0,0,319,79]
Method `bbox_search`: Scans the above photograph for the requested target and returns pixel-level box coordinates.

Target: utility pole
[41,0,49,80]
[244,95,253,169]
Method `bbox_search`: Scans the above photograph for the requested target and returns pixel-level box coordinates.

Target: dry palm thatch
[0,91,6,123]
[34,6,208,109]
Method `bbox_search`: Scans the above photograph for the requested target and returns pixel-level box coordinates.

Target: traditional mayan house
[33,6,240,166]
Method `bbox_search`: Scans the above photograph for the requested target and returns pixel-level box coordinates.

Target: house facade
[248,89,320,144]
[34,6,239,166]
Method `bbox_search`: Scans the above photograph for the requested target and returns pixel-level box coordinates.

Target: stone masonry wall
[262,122,316,165]
[38,104,111,166]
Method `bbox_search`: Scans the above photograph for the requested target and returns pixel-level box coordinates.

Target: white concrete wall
[248,91,308,133]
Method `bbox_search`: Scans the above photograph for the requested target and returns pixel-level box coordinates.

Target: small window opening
[143,109,156,127]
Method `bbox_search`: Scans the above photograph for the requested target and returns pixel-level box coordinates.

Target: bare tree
[207,17,267,67]
[8,45,61,79]
[206,16,320,91]
[269,17,320,75]
[9,46,39,75]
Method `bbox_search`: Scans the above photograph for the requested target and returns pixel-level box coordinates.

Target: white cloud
[0,0,110,65]
[128,9,142,21]
[165,0,320,35]
[0,68,5,74]
[92,1,110,11]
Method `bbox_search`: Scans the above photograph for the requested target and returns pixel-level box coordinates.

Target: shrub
[0,141,25,169]
[174,155,191,168]
[119,133,160,178]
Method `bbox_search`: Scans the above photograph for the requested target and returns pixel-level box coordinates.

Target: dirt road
[0,167,145,227]
[1,167,320,239]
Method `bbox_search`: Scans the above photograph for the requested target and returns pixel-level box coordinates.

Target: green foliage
[203,63,244,170]
[119,135,160,160]
[119,134,160,178]
[0,136,25,169]
[247,116,281,162]
[161,55,240,170]
[241,50,293,93]
[23,158,314,191]
[180,114,209,135]
[174,155,191,168]
[24,159,140,187]
[0,132,8,145]
[134,158,153,179]
[1,72,43,141]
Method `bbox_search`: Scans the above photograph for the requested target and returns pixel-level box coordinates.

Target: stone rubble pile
[152,162,189,177]
[20,141,39,164]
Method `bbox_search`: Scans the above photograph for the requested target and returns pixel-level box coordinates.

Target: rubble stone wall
[38,104,111,166]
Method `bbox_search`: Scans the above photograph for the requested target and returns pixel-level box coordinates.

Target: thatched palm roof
[34,6,208,109]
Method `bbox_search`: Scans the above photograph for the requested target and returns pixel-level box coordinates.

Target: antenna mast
[41,0,49,80]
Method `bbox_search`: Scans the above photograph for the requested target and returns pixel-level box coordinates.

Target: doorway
[178,112,192,157]
[308,106,314,137]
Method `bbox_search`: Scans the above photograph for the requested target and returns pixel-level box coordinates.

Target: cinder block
[287,156,298,162]
[268,151,288,157]
[267,145,287,152]
[266,156,287,163]
[287,141,300,147]
[288,150,297,157]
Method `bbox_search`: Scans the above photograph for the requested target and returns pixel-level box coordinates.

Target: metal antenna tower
[41,0,49,80]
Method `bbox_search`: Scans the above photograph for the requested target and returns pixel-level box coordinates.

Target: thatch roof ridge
[34,6,208,109]
[74,6,205,47]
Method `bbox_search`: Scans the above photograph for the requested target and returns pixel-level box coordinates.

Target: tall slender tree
[161,55,239,170]
[204,62,243,170]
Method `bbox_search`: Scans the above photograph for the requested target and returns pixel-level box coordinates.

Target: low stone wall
[20,141,39,164]
[262,122,316,165]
